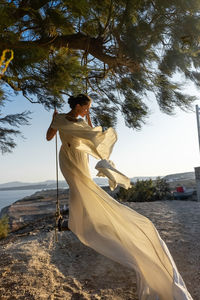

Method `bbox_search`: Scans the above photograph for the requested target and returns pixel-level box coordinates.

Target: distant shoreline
[0,179,109,191]
[0,185,50,191]
[0,171,196,193]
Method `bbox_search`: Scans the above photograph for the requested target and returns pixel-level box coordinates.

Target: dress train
[51,114,193,300]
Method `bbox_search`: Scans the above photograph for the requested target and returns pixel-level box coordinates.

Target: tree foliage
[117,177,171,202]
[1,0,200,152]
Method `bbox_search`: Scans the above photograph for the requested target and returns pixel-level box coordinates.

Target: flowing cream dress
[51,114,193,300]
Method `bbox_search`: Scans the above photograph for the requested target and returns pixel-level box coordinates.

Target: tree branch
[6,33,140,72]
[2,76,21,91]
[22,91,39,103]
[13,0,50,19]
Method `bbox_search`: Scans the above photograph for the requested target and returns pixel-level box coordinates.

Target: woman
[46,94,192,300]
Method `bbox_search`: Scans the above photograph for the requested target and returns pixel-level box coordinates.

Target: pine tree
[1,0,200,152]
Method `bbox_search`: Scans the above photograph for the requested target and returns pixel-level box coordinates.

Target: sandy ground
[0,200,200,300]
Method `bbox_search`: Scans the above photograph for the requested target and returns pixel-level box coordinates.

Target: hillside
[163,172,195,182]
[131,172,196,190]
[163,172,196,190]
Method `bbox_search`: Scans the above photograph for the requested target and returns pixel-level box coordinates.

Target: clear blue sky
[0,84,200,184]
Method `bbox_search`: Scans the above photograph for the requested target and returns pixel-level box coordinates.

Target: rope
[53,46,89,239]
[82,42,89,94]
[49,44,61,241]
[54,105,61,242]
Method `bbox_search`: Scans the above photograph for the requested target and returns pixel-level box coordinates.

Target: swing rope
[48,47,62,241]
[54,50,89,240]
[54,104,61,242]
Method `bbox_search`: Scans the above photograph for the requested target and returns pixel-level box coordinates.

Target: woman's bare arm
[46,127,57,141]
[46,110,58,141]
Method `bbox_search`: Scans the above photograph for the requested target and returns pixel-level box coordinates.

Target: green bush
[117,178,171,202]
[153,177,172,201]
[0,215,9,239]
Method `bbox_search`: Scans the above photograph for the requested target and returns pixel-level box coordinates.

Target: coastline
[0,189,70,231]
[0,187,116,231]
[0,189,45,214]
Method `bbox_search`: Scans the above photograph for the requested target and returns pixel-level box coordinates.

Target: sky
[0,84,200,184]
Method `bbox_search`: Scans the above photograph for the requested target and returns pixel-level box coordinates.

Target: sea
[0,189,42,214]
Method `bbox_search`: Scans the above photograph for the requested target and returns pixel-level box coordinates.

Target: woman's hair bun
[68,96,75,106]
[68,94,91,109]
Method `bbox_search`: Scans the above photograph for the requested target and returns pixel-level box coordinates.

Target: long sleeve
[51,114,130,190]
[51,114,117,160]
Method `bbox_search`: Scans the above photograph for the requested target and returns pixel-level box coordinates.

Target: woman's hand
[85,110,90,119]
[85,110,93,128]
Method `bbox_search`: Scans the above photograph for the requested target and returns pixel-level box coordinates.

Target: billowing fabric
[51,114,192,300]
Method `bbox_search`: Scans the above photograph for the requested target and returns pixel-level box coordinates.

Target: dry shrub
[0,215,9,239]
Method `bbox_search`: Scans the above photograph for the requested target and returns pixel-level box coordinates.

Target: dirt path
[0,200,199,300]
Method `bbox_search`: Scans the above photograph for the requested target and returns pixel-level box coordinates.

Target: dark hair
[68,94,91,109]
